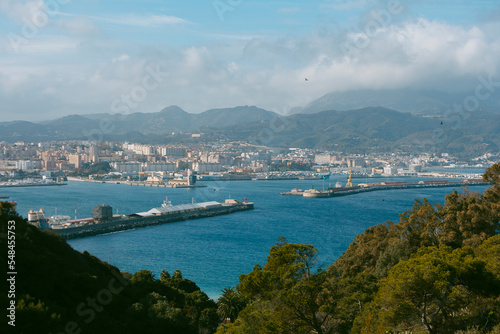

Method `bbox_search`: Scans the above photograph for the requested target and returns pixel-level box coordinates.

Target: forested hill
[1,164,500,333]
[219,164,500,334]
[221,107,500,157]
[2,106,500,158]
[0,202,219,334]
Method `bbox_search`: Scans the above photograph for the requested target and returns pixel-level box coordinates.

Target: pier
[0,182,66,188]
[281,180,490,198]
[51,201,254,240]
[67,177,207,188]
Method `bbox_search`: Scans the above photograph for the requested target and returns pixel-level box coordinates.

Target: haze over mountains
[2,89,499,157]
[298,89,500,115]
[224,107,500,156]
[0,106,278,142]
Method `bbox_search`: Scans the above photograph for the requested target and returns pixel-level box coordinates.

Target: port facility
[0,181,66,188]
[281,179,490,198]
[28,198,254,240]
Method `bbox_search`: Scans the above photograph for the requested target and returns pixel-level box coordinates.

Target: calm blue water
[4,177,489,299]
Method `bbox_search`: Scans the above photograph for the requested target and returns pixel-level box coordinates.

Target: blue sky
[1,0,500,121]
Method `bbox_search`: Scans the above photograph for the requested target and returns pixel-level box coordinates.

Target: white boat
[303,188,329,198]
[27,209,50,229]
[49,215,71,227]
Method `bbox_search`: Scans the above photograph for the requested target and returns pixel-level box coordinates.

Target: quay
[67,177,207,188]
[39,199,254,240]
[0,182,66,188]
[281,180,490,198]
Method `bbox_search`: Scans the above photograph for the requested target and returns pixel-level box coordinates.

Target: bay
[5,176,489,299]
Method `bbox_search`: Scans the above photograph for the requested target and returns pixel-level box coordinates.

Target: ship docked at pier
[27,197,254,239]
[282,179,490,198]
[281,167,490,198]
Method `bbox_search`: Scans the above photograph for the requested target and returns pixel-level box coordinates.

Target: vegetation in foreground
[219,164,500,334]
[1,164,500,333]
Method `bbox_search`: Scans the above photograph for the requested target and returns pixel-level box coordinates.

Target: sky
[0,0,500,121]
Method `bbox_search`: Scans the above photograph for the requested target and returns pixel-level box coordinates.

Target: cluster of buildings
[0,140,497,182]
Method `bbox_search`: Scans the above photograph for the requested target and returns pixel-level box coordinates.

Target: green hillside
[0,202,218,334]
[224,107,500,157]
[219,164,500,334]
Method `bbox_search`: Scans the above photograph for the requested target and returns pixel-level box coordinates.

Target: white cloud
[0,0,45,22]
[1,15,500,121]
[112,54,130,63]
[89,13,188,27]
[57,17,100,35]
[3,34,79,55]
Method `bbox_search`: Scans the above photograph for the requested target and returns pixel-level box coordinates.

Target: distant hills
[81,105,279,134]
[220,107,500,156]
[0,105,278,142]
[1,96,499,158]
[298,89,500,115]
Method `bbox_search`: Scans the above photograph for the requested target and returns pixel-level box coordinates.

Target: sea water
[5,176,489,299]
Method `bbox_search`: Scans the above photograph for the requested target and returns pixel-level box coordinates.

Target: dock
[0,182,66,188]
[51,200,254,240]
[281,180,490,198]
[67,177,207,188]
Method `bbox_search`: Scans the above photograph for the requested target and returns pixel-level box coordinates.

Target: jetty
[281,180,490,198]
[32,199,254,240]
[67,177,207,188]
[0,182,66,188]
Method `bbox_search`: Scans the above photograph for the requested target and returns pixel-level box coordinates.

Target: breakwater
[281,180,490,198]
[55,203,254,240]
[0,182,67,188]
[67,177,206,188]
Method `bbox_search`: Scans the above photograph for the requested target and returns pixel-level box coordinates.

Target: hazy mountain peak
[159,105,188,115]
[54,114,92,123]
[300,89,500,115]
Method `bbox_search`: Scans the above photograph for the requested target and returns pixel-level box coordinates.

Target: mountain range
[298,89,500,115]
[0,105,278,143]
[220,107,500,157]
[1,90,499,158]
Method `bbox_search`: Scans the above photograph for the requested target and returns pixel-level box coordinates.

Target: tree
[238,237,318,300]
[360,246,500,334]
[235,238,343,334]
[129,292,189,333]
[172,269,183,279]
[0,201,22,225]
[482,163,500,232]
[329,221,400,278]
[279,270,337,334]
[440,190,499,249]
[483,163,500,185]
[217,287,248,323]
[88,162,112,174]
[160,270,171,280]
[374,238,412,278]
[329,273,378,333]
[398,198,442,251]
[476,234,500,280]
[216,301,285,334]
[130,269,156,284]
